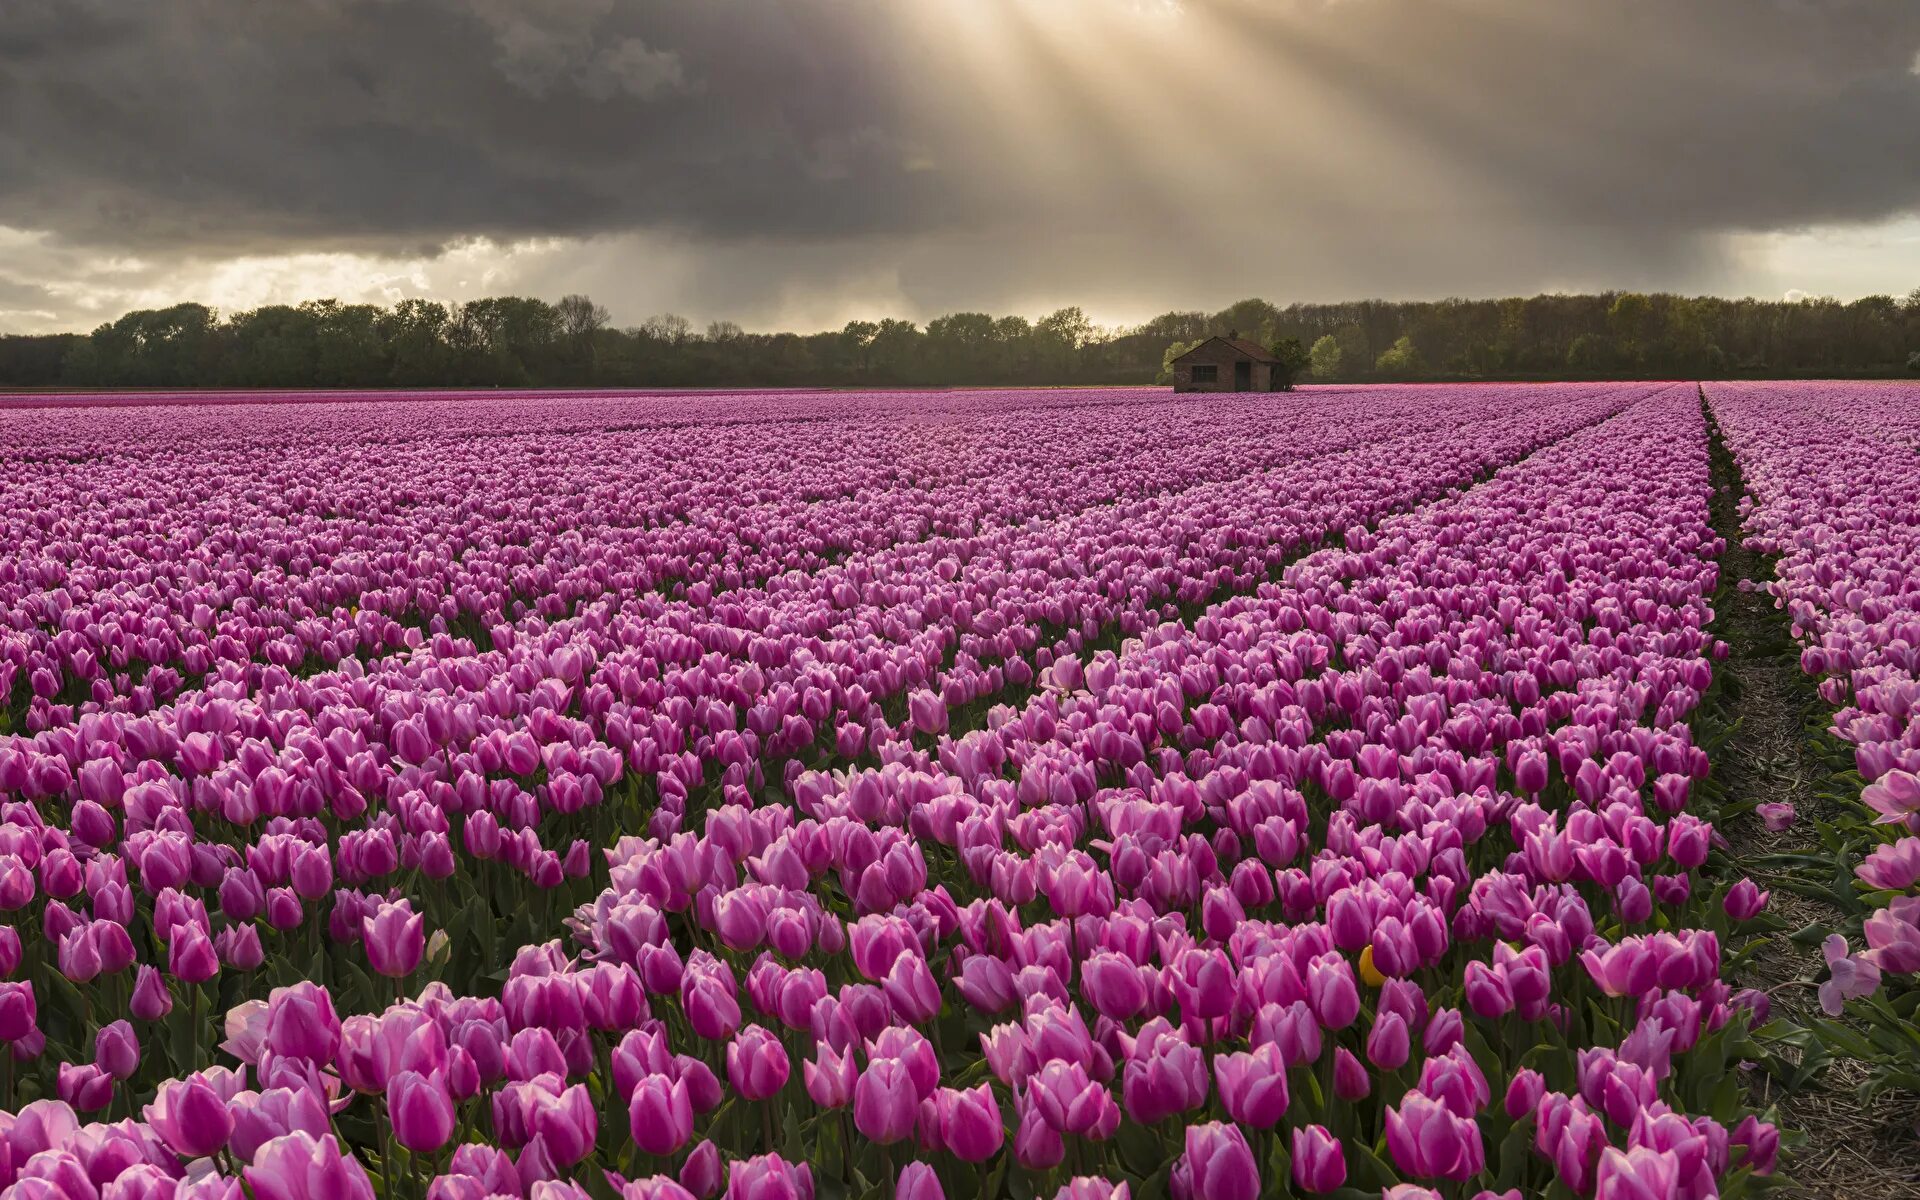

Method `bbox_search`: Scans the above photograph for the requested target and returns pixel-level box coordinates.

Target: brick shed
[1169,337,1287,393]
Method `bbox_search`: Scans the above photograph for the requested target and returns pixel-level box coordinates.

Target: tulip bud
[628,1074,694,1157]
[218,924,266,971]
[363,899,425,979]
[897,1162,944,1200]
[58,1061,114,1112]
[167,923,220,984]
[804,1042,856,1109]
[389,1069,457,1154]
[1213,1043,1288,1128]
[855,1058,918,1144]
[1723,878,1769,922]
[145,1074,236,1158]
[680,1139,722,1199]
[1505,1068,1546,1121]
[131,965,173,1020]
[95,1019,140,1079]
[1385,1092,1484,1182]
[1306,953,1359,1030]
[264,980,342,1061]
[1291,1125,1346,1194]
[1172,1122,1259,1200]
[931,1083,1004,1163]
[726,1025,790,1102]
[1333,1047,1370,1101]
[245,1132,376,1200]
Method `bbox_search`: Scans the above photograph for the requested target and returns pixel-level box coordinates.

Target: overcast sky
[3,0,1919,335]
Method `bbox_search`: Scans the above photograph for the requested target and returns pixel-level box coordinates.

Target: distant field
[0,382,1915,1198]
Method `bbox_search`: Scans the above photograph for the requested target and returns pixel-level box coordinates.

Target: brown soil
[1705,391,1920,1198]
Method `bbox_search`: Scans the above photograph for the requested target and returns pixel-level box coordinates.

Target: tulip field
[2,378,1919,1200]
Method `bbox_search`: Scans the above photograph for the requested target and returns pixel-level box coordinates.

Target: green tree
[456,296,561,383]
[1375,335,1422,376]
[926,312,997,382]
[1333,324,1369,377]
[226,304,318,386]
[1158,340,1198,385]
[1139,311,1211,343]
[1268,337,1311,390]
[84,303,219,386]
[1308,334,1342,380]
[1661,297,1711,372]
[1607,292,1653,365]
[37,285,1920,390]
[839,320,879,375]
[0,334,81,387]
[305,300,387,386]
[868,318,924,380]
[1035,307,1094,380]
[1213,297,1280,340]
[1036,306,1094,349]
[641,314,693,345]
[991,315,1034,377]
[1567,333,1613,374]
[556,294,610,377]
[380,299,454,385]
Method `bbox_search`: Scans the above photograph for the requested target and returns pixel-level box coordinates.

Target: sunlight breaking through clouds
[2,1,1919,332]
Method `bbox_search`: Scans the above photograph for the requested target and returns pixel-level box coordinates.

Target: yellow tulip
[1358,944,1387,988]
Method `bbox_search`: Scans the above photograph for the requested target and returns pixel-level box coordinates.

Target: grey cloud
[0,0,935,253]
[1,0,1917,329]
[465,0,684,99]
[0,274,57,316]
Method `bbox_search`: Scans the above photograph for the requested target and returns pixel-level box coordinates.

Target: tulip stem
[378,1104,397,1198]
[839,1110,853,1187]
[761,1096,777,1155]
[309,914,322,988]
[187,981,201,1070]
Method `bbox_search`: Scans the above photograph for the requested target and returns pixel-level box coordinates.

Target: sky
[3,0,1919,336]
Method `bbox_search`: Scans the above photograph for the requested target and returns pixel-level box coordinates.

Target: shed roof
[1171,336,1281,364]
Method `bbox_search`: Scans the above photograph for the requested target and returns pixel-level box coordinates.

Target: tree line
[3,290,1918,390]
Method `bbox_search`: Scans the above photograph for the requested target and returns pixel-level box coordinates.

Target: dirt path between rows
[1704,390,1920,1198]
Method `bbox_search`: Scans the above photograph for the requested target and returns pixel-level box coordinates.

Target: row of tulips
[0,382,1646,1099]
[556,386,1779,1198]
[0,383,1778,1200]
[0,385,1613,732]
[1705,382,1920,1077]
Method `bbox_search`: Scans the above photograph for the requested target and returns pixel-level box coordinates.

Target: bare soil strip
[1704,390,1920,1199]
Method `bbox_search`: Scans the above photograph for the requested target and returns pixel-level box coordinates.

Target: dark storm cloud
[0,274,56,314]
[0,0,955,252]
[1204,0,1920,236]
[1,0,1918,325]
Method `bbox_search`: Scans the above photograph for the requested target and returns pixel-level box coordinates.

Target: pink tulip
[726,1026,790,1102]
[629,1074,694,1156]
[246,1132,376,1200]
[363,898,426,978]
[1171,1122,1259,1200]
[853,1058,918,1144]
[390,1069,457,1154]
[1290,1125,1346,1194]
[145,1074,237,1158]
[1386,1091,1485,1182]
